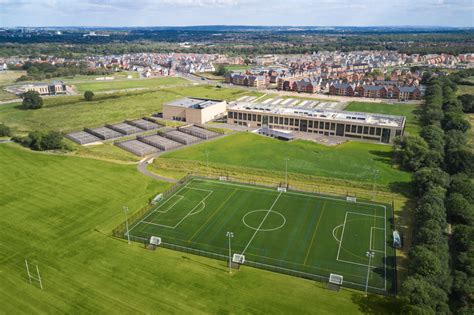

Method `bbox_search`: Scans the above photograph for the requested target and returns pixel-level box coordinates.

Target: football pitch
[128,177,396,293]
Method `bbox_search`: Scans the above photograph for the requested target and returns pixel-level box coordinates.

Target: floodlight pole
[226,231,234,274]
[365,251,375,297]
[123,206,131,245]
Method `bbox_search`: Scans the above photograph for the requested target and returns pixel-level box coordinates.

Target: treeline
[11,61,111,81]
[0,31,472,57]
[394,71,473,313]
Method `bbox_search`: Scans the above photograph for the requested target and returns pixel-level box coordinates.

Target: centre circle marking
[242,209,287,232]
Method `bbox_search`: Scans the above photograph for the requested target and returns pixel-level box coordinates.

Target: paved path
[135,131,234,183]
[137,154,178,183]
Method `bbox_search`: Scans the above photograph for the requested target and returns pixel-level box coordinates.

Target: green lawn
[129,177,395,294]
[0,85,259,134]
[0,143,374,314]
[74,76,190,93]
[345,101,420,135]
[160,132,411,187]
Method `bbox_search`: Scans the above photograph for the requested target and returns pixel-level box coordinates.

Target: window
[252,114,256,121]
[319,121,324,129]
[345,124,350,132]
[270,116,273,123]
[228,112,233,119]
[295,119,299,126]
[376,128,381,136]
[369,127,375,135]
[284,118,289,125]
[351,125,357,133]
[279,117,283,125]
[363,126,369,134]
[325,122,330,130]
[243,113,247,121]
[309,121,313,128]
[357,126,363,133]
[330,123,335,131]
[290,118,294,126]
[257,115,261,121]
[238,113,243,120]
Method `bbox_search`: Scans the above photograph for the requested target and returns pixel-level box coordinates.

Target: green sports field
[128,177,396,294]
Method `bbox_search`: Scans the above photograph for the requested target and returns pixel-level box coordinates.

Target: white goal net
[277,187,287,192]
[232,254,245,264]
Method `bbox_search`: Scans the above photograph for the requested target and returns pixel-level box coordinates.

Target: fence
[112,174,193,237]
[151,158,400,203]
[113,173,395,295]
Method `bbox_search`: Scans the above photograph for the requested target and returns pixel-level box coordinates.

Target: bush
[0,123,11,137]
[84,90,95,101]
[14,130,68,151]
[21,91,43,110]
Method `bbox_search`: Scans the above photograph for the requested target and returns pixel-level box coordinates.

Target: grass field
[0,143,379,314]
[345,101,420,135]
[457,84,474,95]
[0,85,259,134]
[0,71,25,101]
[128,177,395,294]
[73,76,190,92]
[160,132,411,186]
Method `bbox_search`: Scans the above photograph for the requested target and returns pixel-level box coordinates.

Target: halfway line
[241,192,283,255]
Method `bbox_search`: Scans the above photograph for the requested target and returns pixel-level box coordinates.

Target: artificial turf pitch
[128,177,395,293]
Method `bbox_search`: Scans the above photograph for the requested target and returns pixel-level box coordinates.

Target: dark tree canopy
[22,91,43,110]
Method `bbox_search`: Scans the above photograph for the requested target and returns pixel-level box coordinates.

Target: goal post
[277,187,287,193]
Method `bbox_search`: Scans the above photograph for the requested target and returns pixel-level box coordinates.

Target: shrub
[0,123,11,137]
[84,90,95,101]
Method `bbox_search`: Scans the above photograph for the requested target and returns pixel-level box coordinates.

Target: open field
[73,76,190,92]
[0,85,259,133]
[160,132,411,186]
[127,177,396,294]
[457,84,474,95]
[345,101,420,135]
[0,143,379,314]
[0,71,25,101]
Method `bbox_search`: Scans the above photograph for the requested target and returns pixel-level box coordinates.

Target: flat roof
[229,101,405,128]
[165,97,224,109]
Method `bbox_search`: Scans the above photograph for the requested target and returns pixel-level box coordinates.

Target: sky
[0,0,473,27]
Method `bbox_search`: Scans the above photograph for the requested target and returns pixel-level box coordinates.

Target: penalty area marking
[242,209,287,232]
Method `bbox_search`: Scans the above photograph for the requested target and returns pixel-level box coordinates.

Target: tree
[458,94,474,113]
[21,91,43,110]
[449,173,474,203]
[0,123,11,137]
[415,220,445,246]
[214,64,227,76]
[401,277,449,314]
[413,167,450,196]
[84,90,95,101]
[442,111,470,133]
[445,193,474,225]
[409,246,443,278]
[393,135,429,171]
[17,130,66,151]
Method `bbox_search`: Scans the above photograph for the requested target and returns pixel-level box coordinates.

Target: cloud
[0,0,472,27]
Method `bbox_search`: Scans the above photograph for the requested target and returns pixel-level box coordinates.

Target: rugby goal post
[327,273,343,291]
